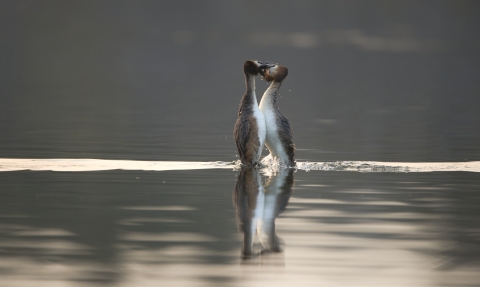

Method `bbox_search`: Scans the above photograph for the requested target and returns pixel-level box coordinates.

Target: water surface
[1,1,480,286]
[1,167,479,286]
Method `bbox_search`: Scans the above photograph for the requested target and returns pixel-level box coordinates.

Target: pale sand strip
[0,158,232,172]
[0,158,479,172]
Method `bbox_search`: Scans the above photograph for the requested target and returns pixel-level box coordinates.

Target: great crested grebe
[258,63,296,167]
[234,60,269,166]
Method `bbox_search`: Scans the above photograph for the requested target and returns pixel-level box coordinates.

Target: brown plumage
[233,61,266,166]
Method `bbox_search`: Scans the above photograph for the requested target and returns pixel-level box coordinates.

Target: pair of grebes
[233,60,294,258]
[234,60,295,168]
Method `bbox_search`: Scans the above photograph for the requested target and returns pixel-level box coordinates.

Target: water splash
[260,154,292,171]
[296,161,410,172]
[296,161,480,173]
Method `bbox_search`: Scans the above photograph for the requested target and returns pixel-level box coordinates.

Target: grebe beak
[257,61,276,77]
[258,61,276,68]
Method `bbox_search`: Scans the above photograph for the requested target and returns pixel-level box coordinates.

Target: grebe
[258,63,295,167]
[233,60,268,166]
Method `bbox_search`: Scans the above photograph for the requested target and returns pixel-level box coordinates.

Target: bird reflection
[233,167,294,260]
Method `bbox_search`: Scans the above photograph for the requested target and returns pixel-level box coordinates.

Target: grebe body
[258,64,295,167]
[234,60,267,166]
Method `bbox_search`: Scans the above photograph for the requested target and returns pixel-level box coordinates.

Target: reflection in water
[1,170,480,286]
[233,167,294,260]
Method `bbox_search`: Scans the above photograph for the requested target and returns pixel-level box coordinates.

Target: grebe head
[243,60,269,76]
[258,63,288,82]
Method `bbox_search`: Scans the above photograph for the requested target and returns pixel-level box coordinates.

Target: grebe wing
[234,117,251,162]
[277,113,295,163]
[278,113,293,140]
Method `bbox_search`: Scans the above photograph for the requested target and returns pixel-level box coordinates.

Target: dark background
[1,0,479,162]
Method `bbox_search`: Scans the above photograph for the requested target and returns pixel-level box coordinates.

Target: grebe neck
[259,82,282,108]
[239,74,259,114]
[245,73,256,92]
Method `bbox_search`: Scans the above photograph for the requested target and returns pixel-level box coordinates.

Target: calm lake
[1,1,480,286]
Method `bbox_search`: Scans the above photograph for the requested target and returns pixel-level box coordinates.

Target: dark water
[1,1,480,286]
[1,169,480,286]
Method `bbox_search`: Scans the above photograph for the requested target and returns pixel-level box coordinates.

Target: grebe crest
[243,60,262,75]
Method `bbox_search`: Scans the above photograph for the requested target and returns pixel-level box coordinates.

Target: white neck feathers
[259,82,281,109]
[244,74,259,108]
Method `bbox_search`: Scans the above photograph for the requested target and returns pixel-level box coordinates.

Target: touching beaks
[257,61,276,77]
[258,61,276,68]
